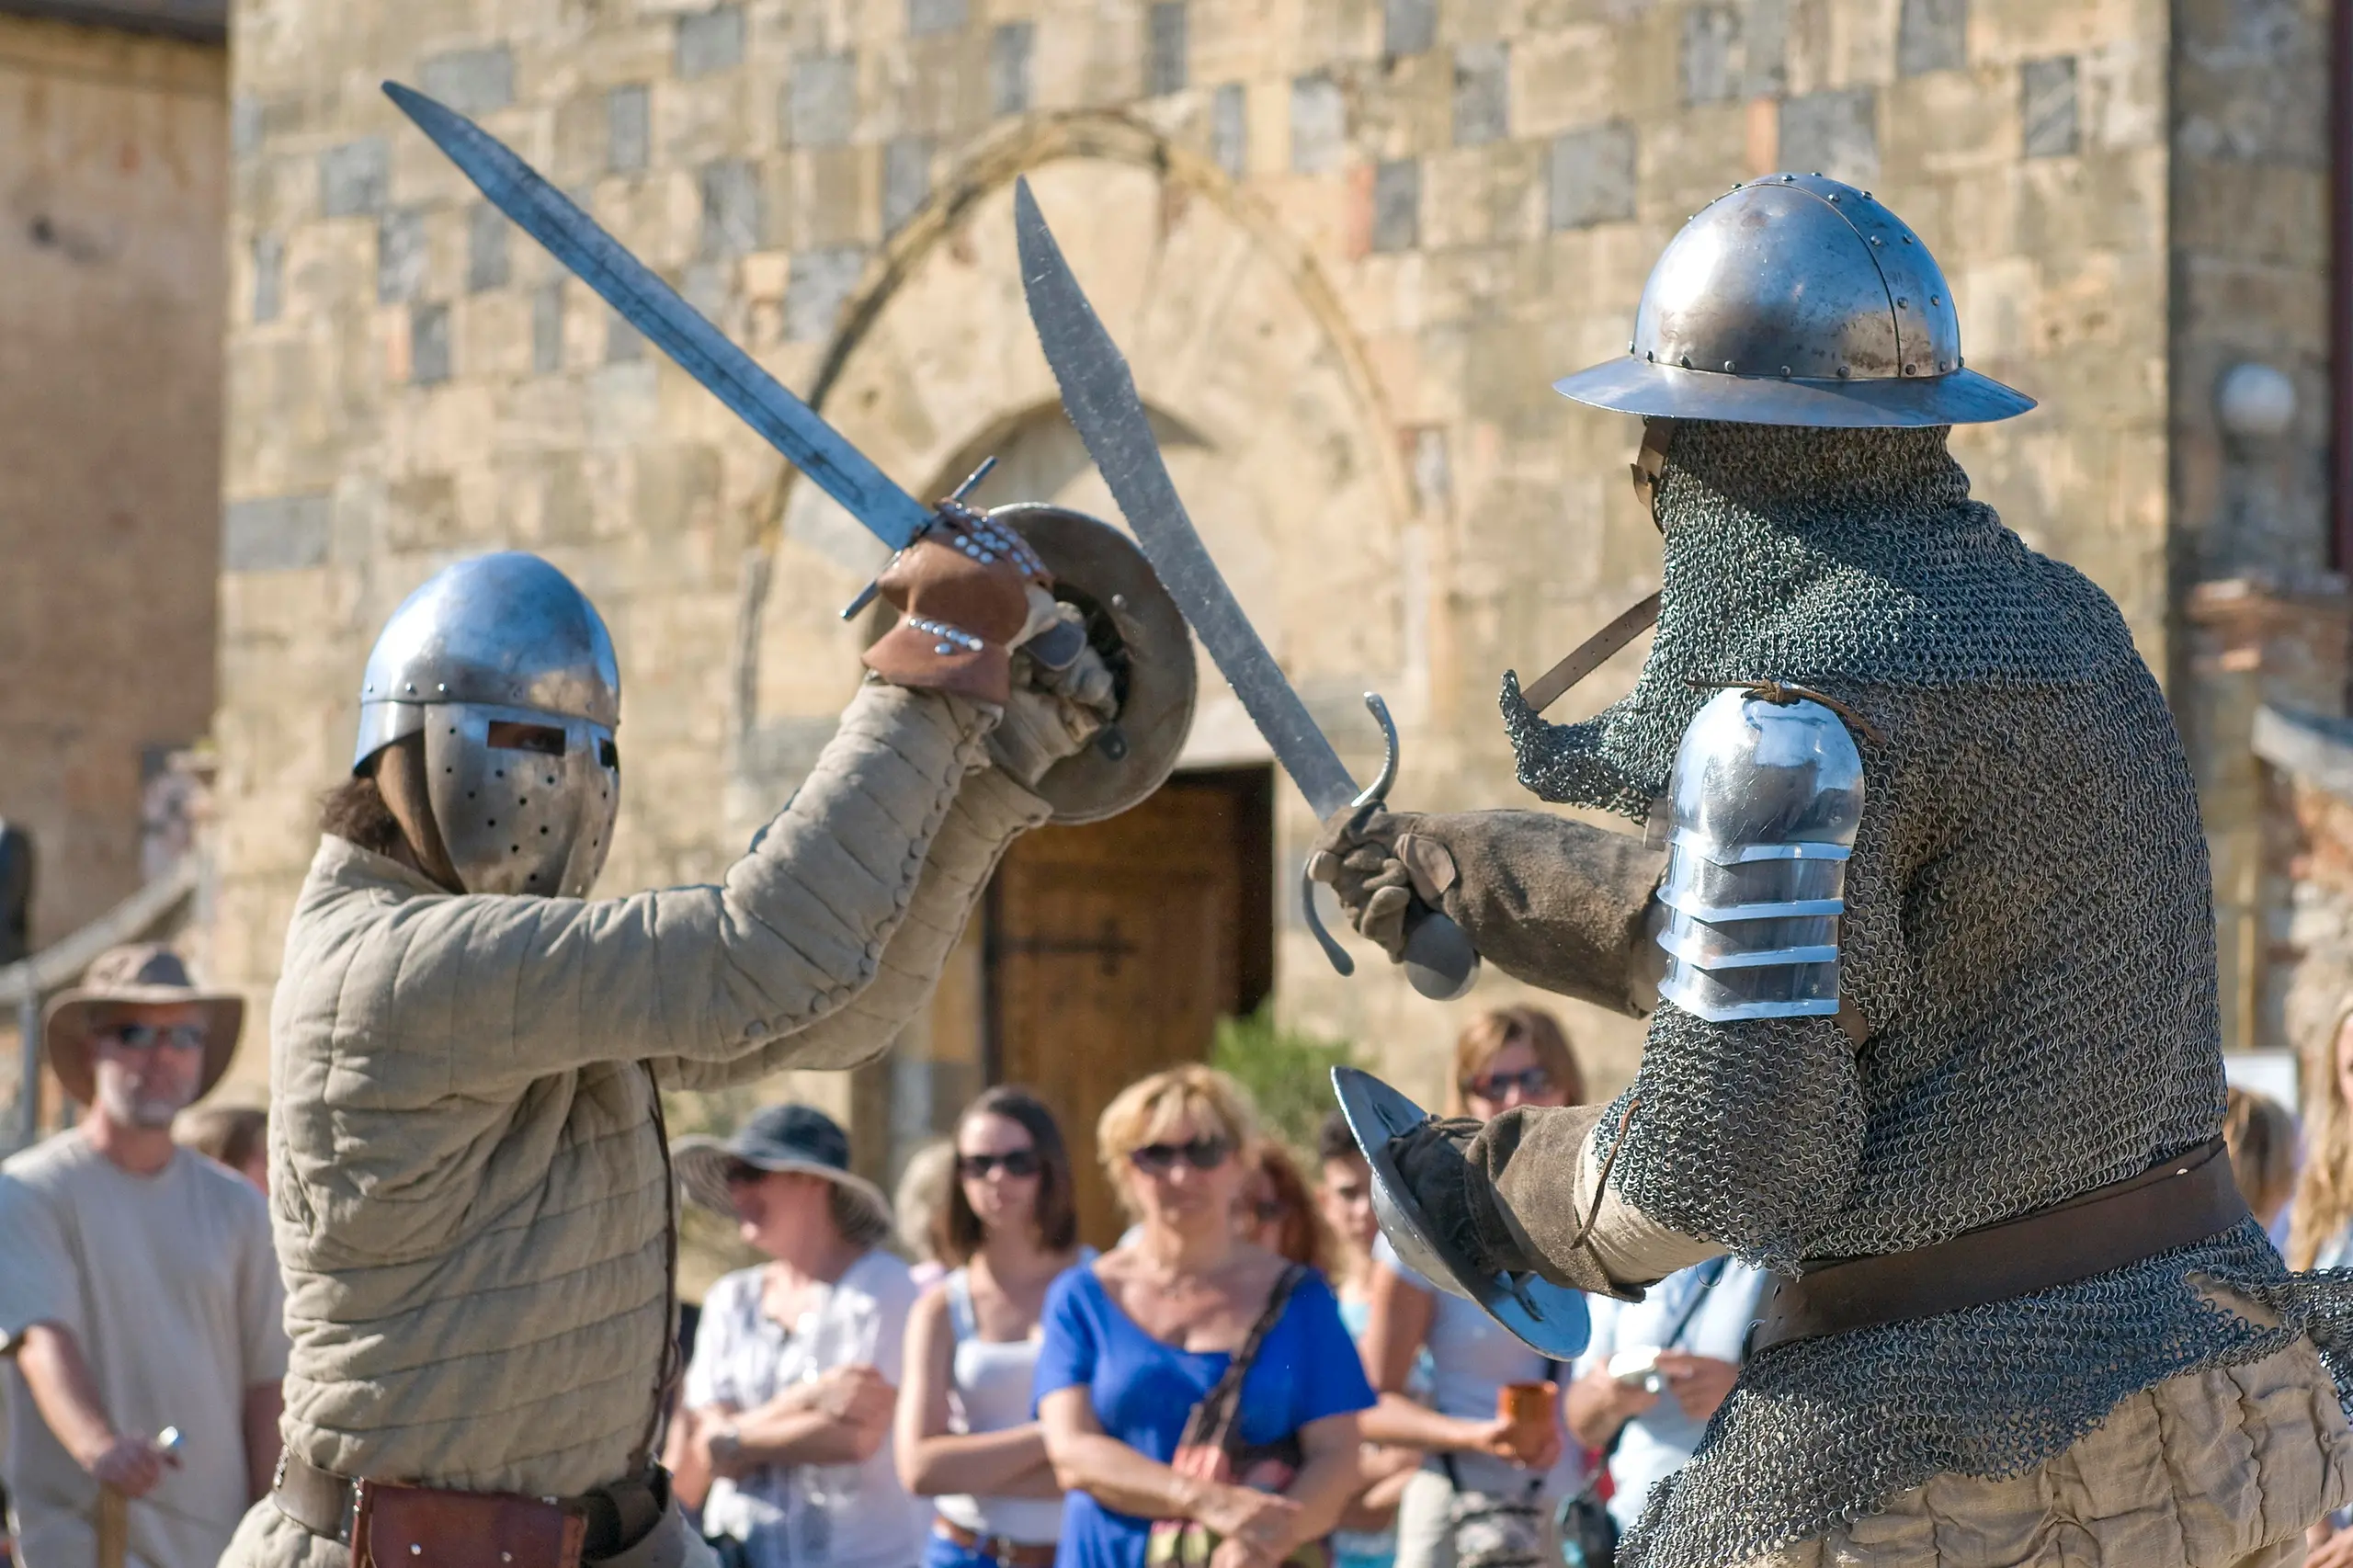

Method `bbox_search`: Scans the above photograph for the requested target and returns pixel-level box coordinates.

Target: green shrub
[1211,1004,1356,1156]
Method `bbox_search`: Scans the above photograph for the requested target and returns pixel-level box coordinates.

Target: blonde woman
[1036,1065,1374,1568]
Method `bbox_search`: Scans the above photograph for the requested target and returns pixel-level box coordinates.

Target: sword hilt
[839,458,1017,620]
[1302,693,1482,1001]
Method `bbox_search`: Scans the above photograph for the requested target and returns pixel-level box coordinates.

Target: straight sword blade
[383,82,935,551]
[1012,180,1360,819]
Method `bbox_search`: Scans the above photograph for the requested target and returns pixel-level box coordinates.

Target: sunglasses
[1462,1066,1552,1102]
[1128,1137,1232,1176]
[956,1149,1041,1180]
[103,1023,207,1053]
[721,1161,770,1187]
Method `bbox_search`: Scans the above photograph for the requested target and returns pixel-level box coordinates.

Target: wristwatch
[709,1422,743,1467]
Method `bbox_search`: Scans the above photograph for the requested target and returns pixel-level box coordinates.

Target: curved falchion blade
[382,82,934,551]
[1011,176,1359,820]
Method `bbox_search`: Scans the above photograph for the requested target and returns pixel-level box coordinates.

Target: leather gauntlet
[860,512,1048,705]
[1311,807,1668,1015]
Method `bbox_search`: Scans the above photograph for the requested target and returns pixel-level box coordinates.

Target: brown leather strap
[274,1452,661,1560]
[1518,592,1663,715]
[1751,1139,2249,1355]
[934,1518,1058,1566]
[273,1450,360,1544]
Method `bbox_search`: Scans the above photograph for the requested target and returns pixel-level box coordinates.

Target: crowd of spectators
[0,939,2337,1568]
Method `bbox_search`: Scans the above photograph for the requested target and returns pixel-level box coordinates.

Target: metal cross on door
[997,917,1143,979]
[987,767,1274,1247]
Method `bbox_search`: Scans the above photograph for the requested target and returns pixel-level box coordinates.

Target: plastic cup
[1498,1379,1559,1455]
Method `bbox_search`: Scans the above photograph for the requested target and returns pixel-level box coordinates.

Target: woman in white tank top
[897,1088,1090,1568]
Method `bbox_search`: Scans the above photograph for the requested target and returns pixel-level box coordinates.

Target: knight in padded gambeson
[1312,175,2353,1568]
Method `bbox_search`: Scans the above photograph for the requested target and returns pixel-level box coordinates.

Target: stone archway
[725,133,1423,1176]
[733,139,1418,799]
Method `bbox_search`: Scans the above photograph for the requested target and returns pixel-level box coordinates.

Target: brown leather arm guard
[860,511,1048,705]
[1310,809,1668,1016]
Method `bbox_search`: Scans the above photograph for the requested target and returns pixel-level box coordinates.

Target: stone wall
[214,0,2175,1107]
[0,14,226,954]
[2168,0,2333,586]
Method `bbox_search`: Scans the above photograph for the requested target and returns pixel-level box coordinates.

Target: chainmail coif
[1501,421,2353,1568]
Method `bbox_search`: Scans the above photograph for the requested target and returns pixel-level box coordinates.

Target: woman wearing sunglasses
[1359,1007,1588,1568]
[1036,1065,1375,1568]
[898,1088,1090,1567]
[666,1105,926,1568]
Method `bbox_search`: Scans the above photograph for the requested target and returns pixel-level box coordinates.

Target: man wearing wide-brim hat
[0,944,289,1568]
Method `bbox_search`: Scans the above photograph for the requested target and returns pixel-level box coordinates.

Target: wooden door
[989,767,1272,1247]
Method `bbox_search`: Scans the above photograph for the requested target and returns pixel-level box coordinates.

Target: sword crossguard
[1302,692,1483,1001]
[838,460,1041,620]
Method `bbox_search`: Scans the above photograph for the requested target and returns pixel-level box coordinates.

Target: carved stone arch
[733,119,1419,808]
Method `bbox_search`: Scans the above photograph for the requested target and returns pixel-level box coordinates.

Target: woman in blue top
[1036,1065,1375,1568]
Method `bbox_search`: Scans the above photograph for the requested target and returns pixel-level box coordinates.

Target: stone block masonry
[201,0,2316,1114]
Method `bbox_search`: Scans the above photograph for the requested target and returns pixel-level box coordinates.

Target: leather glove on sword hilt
[861,506,1051,705]
[1307,807,1450,963]
[1313,808,1671,1017]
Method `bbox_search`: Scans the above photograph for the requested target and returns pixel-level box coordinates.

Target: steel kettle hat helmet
[1553,173,2034,427]
[352,551,622,897]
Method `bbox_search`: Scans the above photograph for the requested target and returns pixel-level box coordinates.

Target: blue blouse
[1032,1264,1376,1568]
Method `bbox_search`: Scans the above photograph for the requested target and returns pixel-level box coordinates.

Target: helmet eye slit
[486,721,567,756]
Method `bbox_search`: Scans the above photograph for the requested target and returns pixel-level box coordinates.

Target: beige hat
[43,944,243,1108]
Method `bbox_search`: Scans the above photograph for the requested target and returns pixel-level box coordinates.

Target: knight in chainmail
[1313,176,2353,1568]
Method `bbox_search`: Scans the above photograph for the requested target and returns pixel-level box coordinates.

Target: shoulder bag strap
[1662,1257,1728,1351]
[1575,1259,1732,1487]
[1190,1264,1307,1455]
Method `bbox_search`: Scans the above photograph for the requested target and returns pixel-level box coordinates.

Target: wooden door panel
[987,769,1271,1247]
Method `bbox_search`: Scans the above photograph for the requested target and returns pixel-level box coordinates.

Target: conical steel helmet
[1552,173,2034,427]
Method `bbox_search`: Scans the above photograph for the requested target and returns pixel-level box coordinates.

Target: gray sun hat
[672,1103,892,1233]
[43,944,243,1108]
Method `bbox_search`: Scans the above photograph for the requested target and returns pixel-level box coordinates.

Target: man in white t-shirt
[1566,1257,1766,1538]
[0,945,288,1568]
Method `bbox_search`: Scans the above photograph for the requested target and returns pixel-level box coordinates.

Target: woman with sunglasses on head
[1036,1065,1375,1568]
[1360,1007,1587,1568]
[897,1088,1091,1568]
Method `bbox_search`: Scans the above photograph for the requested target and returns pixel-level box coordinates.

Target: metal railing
[0,854,201,1154]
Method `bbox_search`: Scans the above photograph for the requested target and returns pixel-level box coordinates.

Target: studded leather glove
[1311,807,1670,1015]
[861,509,1050,705]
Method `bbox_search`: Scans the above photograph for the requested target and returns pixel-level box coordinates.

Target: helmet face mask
[352,552,623,899]
[1554,173,2034,428]
[420,704,620,897]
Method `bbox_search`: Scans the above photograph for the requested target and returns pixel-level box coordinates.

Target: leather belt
[1751,1138,2250,1355]
[934,1517,1058,1566]
[273,1450,663,1561]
